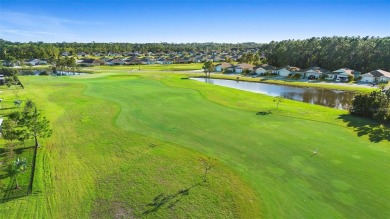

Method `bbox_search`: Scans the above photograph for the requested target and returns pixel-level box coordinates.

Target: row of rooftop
[213,63,390,83]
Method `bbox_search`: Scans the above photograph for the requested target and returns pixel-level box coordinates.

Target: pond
[20,70,87,76]
[191,78,355,109]
[53,71,87,76]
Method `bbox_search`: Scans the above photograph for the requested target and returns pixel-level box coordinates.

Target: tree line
[0,39,260,61]
[259,36,390,72]
[1,36,389,72]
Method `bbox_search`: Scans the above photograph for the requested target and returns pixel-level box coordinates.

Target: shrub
[347,75,354,82]
[292,74,301,79]
[39,71,49,76]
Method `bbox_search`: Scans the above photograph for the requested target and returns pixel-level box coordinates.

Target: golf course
[0,67,389,218]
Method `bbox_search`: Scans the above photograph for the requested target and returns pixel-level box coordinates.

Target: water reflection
[191,78,355,109]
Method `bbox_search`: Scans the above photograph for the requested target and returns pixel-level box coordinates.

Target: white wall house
[214,62,233,72]
[302,67,330,79]
[305,69,321,78]
[255,67,266,74]
[329,68,355,81]
[235,63,254,74]
[235,67,243,73]
[277,68,291,77]
[360,74,374,83]
[360,69,390,83]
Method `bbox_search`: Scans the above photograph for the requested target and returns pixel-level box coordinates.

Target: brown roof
[333,68,355,75]
[216,62,233,68]
[236,63,254,69]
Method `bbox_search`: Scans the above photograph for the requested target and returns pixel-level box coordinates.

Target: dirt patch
[92,199,135,219]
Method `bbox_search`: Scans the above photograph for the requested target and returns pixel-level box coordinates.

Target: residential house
[123,52,135,56]
[140,58,156,65]
[204,56,214,62]
[79,59,105,66]
[303,67,330,79]
[210,55,222,62]
[106,58,125,65]
[77,52,88,57]
[100,57,110,62]
[125,56,141,65]
[326,68,358,81]
[25,59,47,66]
[276,66,301,77]
[360,69,390,83]
[155,58,173,64]
[231,55,241,61]
[182,57,194,63]
[107,52,121,57]
[174,57,186,64]
[194,56,206,63]
[233,63,254,74]
[215,62,233,72]
[61,51,70,57]
[255,64,278,75]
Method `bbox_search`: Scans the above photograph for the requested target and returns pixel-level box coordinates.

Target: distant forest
[1,36,389,72]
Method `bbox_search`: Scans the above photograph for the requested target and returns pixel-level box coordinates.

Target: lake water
[191,78,355,109]
[21,70,87,76]
[54,71,87,76]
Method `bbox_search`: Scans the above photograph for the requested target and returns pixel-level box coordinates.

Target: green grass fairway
[1,72,389,218]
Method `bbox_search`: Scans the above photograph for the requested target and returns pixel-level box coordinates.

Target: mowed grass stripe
[82,74,389,218]
[0,75,261,218]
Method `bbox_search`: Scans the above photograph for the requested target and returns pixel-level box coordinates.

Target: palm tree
[8,157,27,189]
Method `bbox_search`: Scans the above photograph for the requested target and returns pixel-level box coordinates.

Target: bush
[292,74,301,79]
[39,71,49,76]
[241,69,251,75]
[347,75,354,82]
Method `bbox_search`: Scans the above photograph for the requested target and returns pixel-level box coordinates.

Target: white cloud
[0,10,103,42]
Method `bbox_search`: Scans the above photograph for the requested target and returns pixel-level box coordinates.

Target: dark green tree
[350,90,390,123]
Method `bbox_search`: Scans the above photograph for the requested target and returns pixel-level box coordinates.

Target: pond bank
[200,74,378,93]
[191,77,356,109]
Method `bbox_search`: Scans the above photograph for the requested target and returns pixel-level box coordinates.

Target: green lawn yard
[0,71,389,218]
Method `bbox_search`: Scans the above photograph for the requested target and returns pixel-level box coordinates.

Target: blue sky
[0,0,389,43]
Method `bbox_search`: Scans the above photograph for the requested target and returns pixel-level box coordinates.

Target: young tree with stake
[199,156,218,182]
